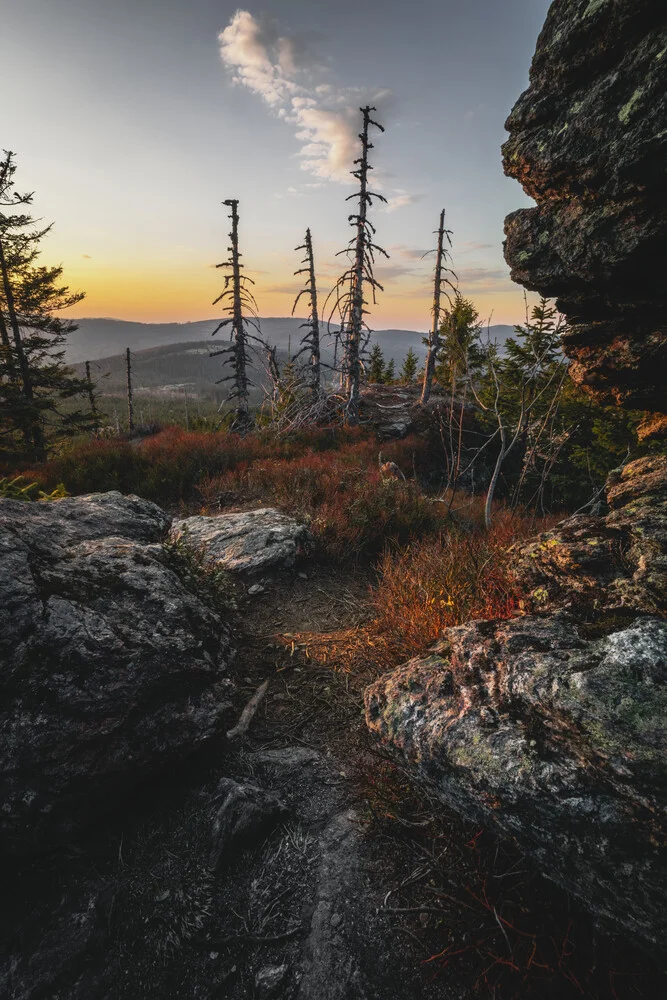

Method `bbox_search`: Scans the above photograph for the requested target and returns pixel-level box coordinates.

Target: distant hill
[65,317,516,369]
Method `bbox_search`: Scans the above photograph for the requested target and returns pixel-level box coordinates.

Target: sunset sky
[2,0,551,330]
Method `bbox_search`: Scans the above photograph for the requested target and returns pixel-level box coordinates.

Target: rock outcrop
[516,454,667,616]
[171,509,311,575]
[365,457,667,950]
[366,0,667,954]
[0,492,233,854]
[502,0,667,415]
[366,607,667,950]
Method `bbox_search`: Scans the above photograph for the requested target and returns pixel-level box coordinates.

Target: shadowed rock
[0,492,233,854]
[516,454,667,615]
[171,509,311,575]
[502,0,667,415]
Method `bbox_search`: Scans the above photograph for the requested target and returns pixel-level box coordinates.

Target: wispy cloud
[219,11,406,196]
[383,189,422,213]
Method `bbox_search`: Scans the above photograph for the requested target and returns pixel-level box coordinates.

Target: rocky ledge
[516,453,667,615]
[502,0,667,416]
[0,491,233,854]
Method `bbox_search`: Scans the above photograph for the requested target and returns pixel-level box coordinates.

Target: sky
[1,0,552,330]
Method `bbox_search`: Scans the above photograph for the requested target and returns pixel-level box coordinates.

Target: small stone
[255,964,288,998]
[248,583,265,595]
[330,912,342,928]
[298,572,308,580]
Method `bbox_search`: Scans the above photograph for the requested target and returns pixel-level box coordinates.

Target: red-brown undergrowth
[279,504,553,676]
[198,435,438,559]
[17,425,433,514]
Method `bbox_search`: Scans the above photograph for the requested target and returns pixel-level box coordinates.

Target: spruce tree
[399,347,419,383]
[367,342,386,383]
[0,151,91,461]
[435,294,485,392]
[384,358,396,384]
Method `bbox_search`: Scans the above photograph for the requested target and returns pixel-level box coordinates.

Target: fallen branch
[226,679,270,741]
[201,924,303,947]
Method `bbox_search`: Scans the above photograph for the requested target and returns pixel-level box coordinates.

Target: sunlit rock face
[502,0,667,413]
[365,610,667,950]
[365,0,667,954]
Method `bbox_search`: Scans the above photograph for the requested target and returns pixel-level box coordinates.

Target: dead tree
[325,107,388,424]
[125,347,134,433]
[84,359,100,433]
[420,209,457,405]
[210,199,260,432]
[291,227,321,393]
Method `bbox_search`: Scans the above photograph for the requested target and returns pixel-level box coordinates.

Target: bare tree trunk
[0,235,45,458]
[85,360,98,420]
[345,108,374,420]
[126,347,134,433]
[227,200,249,426]
[211,199,257,432]
[292,227,321,392]
[485,422,507,530]
[421,209,447,405]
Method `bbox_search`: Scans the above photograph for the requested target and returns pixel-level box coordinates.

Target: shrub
[0,475,68,502]
[198,438,441,560]
[368,507,556,667]
[17,424,430,508]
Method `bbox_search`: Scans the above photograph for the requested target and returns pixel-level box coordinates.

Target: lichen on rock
[0,491,233,854]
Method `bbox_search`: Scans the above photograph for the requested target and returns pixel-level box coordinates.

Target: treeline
[0,110,642,515]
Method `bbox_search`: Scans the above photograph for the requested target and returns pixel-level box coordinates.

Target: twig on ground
[226,679,270,741]
[201,924,303,947]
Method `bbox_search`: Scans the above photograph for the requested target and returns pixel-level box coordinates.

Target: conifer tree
[0,151,91,460]
[399,347,419,383]
[367,342,386,383]
[384,358,396,384]
[435,294,485,392]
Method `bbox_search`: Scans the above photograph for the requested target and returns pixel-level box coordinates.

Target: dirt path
[4,557,661,1000]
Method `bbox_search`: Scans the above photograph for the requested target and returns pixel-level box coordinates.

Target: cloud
[457,240,494,254]
[81,253,92,259]
[449,267,514,295]
[383,189,422,213]
[388,244,432,261]
[219,10,392,184]
[375,262,424,282]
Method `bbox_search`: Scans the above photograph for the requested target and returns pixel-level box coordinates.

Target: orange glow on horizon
[61,259,528,329]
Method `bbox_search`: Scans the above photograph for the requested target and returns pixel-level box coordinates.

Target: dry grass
[199,441,441,560]
[275,502,556,677]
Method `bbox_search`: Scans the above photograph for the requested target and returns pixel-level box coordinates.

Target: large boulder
[171,509,311,575]
[502,0,667,414]
[0,492,233,854]
[365,0,667,954]
[365,613,667,950]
